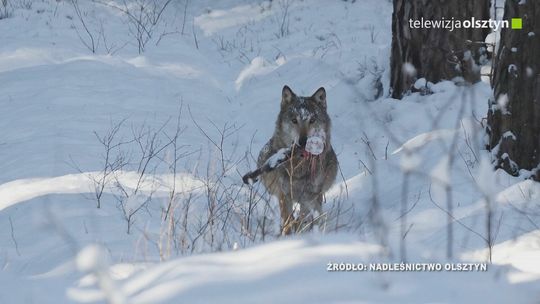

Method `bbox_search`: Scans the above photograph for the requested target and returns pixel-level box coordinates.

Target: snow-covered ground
[0,0,539,303]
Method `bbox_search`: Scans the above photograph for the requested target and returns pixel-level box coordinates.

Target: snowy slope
[0,0,539,303]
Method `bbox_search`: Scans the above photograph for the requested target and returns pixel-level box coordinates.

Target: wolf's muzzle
[299,136,307,148]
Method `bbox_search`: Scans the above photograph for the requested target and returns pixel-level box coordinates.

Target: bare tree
[70,119,130,208]
[0,0,10,20]
[487,1,540,181]
[114,120,177,234]
[90,119,130,208]
[93,0,174,54]
[71,0,98,53]
[273,0,291,38]
[390,0,490,98]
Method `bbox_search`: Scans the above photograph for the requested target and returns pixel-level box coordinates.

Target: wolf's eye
[309,117,316,124]
[292,118,298,124]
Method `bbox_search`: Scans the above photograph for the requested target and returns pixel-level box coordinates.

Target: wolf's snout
[299,136,307,148]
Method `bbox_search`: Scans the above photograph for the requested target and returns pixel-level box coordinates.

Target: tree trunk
[390,0,490,99]
[487,1,540,181]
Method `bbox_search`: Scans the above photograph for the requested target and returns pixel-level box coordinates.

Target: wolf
[257,85,338,235]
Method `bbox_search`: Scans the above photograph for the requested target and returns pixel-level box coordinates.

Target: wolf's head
[275,85,332,152]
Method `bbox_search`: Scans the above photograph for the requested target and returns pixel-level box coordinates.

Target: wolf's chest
[278,156,325,182]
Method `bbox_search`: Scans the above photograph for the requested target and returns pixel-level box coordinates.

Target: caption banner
[327,262,488,272]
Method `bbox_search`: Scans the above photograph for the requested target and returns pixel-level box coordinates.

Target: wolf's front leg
[296,195,324,233]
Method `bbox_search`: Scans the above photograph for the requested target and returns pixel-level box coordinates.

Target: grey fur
[257,85,338,234]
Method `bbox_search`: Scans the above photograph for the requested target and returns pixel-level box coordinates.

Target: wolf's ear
[312,87,326,108]
[281,85,295,106]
